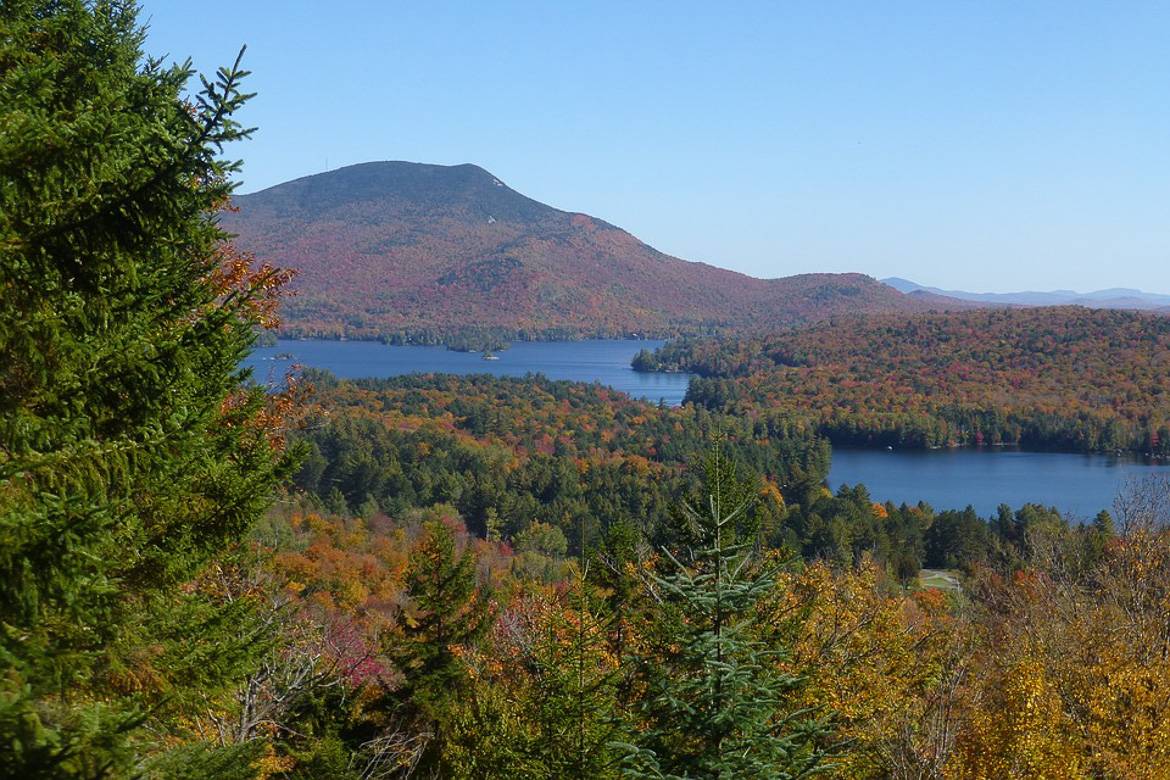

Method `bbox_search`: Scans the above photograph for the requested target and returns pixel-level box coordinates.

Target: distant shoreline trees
[640,308,1170,455]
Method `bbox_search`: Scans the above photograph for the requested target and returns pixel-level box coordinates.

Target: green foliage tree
[0,2,295,776]
[626,451,831,778]
[383,518,490,774]
[521,556,629,778]
[291,371,832,557]
[1079,508,1117,571]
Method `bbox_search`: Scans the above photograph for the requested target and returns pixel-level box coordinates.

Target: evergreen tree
[626,451,831,779]
[522,554,629,778]
[0,2,295,776]
[383,518,490,774]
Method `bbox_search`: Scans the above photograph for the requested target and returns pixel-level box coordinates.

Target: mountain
[884,277,1170,310]
[222,162,954,339]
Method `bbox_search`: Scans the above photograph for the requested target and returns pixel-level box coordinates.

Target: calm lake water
[244,339,1170,517]
[830,447,1170,519]
[243,338,692,405]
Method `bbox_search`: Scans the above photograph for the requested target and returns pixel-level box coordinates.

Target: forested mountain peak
[236,161,579,228]
[223,162,953,339]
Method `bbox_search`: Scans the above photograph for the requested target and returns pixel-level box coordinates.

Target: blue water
[243,339,1170,516]
[829,446,1170,519]
[242,338,692,406]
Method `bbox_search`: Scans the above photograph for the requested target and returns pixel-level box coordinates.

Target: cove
[829,446,1170,519]
[243,338,693,406]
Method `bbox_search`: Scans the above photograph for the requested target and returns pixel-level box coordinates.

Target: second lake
[829,446,1169,519]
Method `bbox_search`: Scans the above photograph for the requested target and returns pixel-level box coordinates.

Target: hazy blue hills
[884,277,1170,311]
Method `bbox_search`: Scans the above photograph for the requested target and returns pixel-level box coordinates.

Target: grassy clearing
[918,568,962,593]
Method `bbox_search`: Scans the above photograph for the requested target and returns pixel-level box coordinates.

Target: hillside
[222,162,951,339]
[639,307,1170,453]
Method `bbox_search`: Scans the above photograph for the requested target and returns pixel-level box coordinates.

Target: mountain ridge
[884,276,1170,310]
[222,161,956,339]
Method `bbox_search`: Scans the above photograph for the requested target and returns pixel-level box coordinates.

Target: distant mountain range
[222,162,954,339]
[883,277,1170,311]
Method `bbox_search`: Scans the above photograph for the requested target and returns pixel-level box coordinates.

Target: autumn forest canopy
[5,3,1170,779]
[638,307,1170,454]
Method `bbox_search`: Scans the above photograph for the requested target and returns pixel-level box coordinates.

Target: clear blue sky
[141,1,1170,292]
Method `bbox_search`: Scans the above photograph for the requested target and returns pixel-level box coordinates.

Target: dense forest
[230,478,1155,778]
[290,372,1097,579]
[6,3,1170,778]
[293,372,822,551]
[636,307,1170,453]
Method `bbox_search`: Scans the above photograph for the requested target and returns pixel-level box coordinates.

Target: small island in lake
[445,333,512,354]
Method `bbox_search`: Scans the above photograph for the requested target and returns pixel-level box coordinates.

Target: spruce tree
[1,2,295,776]
[626,450,831,779]
[523,554,629,779]
[383,518,490,774]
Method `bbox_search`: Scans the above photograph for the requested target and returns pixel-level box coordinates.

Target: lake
[243,338,692,406]
[244,339,1170,517]
[829,446,1170,519]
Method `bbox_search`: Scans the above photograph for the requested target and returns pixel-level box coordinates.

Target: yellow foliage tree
[949,651,1083,779]
[764,559,959,778]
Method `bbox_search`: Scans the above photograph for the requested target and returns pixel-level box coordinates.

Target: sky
[140,1,1170,293]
